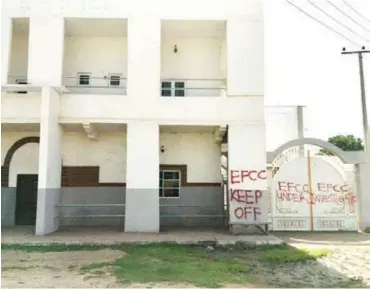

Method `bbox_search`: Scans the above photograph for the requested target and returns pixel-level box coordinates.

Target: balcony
[63,76,127,95]
[161,20,226,98]
[160,78,226,97]
[62,18,127,95]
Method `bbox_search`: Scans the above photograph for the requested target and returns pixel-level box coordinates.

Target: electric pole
[342,46,370,152]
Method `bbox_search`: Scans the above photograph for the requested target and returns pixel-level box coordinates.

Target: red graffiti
[230,169,267,184]
[278,181,309,193]
[231,189,263,204]
[278,181,349,194]
[276,191,356,205]
[317,183,349,193]
[234,207,261,221]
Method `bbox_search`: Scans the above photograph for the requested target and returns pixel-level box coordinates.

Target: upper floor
[1,0,264,124]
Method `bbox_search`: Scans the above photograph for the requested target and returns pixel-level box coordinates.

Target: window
[161,81,185,97]
[161,81,172,97]
[174,82,185,97]
[15,79,27,94]
[159,170,180,198]
[109,74,121,87]
[78,73,90,86]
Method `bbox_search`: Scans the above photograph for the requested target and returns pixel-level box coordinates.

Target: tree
[319,134,364,156]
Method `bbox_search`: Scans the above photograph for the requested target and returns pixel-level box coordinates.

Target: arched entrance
[2,136,40,225]
[267,138,358,232]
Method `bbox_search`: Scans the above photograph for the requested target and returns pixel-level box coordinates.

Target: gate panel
[270,155,357,231]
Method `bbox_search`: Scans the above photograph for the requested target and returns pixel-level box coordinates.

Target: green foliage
[319,134,364,156]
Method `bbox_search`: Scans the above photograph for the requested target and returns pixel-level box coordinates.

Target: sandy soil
[1,249,123,288]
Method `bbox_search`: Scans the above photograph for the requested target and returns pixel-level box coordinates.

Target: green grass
[2,265,55,271]
[260,246,331,262]
[1,243,335,287]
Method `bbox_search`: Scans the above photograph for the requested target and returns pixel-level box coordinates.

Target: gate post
[356,162,370,231]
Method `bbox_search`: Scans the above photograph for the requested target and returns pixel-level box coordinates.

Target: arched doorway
[2,136,40,225]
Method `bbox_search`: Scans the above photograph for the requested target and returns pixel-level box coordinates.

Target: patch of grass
[2,265,55,271]
[81,262,111,271]
[1,243,115,253]
[2,265,33,271]
[77,244,256,287]
[260,246,331,262]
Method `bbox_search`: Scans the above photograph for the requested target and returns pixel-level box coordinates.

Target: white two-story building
[1,0,266,235]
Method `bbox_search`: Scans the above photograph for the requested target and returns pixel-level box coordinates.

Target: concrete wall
[9,36,29,79]
[160,187,224,228]
[59,187,126,226]
[161,37,225,80]
[2,131,223,227]
[63,36,128,81]
[160,132,221,182]
[2,131,220,184]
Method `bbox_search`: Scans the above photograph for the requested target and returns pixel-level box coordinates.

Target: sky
[265,0,370,141]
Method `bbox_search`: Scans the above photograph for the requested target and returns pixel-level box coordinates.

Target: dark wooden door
[15,174,38,225]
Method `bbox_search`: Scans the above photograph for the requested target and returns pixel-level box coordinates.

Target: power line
[286,0,362,48]
[307,0,370,43]
[326,0,370,33]
[342,0,370,23]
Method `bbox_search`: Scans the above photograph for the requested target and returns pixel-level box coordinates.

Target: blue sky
[265,0,370,140]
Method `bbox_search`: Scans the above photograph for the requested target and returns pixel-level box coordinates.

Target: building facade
[1,0,267,235]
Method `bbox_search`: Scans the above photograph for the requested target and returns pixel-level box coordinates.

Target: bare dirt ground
[2,232,370,288]
[1,249,123,288]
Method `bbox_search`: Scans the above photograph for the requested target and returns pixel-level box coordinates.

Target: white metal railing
[62,76,127,95]
[160,78,226,97]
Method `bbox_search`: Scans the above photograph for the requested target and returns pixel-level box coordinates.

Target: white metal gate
[269,152,357,231]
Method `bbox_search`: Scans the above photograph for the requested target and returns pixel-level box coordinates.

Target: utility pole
[342,46,370,152]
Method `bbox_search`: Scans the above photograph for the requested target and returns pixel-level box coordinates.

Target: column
[35,87,62,235]
[28,17,64,86]
[297,106,305,156]
[227,124,268,225]
[127,17,161,100]
[125,122,160,232]
[227,13,263,96]
[2,17,12,85]
[356,162,370,231]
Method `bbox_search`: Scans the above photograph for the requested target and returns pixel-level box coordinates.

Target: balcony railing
[160,79,226,97]
[62,76,127,95]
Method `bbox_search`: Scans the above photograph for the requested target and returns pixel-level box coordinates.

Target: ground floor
[2,122,370,235]
[1,124,237,234]
[1,228,369,288]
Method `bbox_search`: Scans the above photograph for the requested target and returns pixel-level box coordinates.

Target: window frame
[15,79,28,94]
[161,81,185,97]
[109,73,121,87]
[159,169,181,198]
[77,73,91,86]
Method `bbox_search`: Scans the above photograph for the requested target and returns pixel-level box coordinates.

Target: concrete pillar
[297,106,305,156]
[227,10,263,96]
[28,17,64,86]
[35,87,62,235]
[356,162,370,231]
[125,122,160,232]
[127,17,161,99]
[2,17,12,85]
[228,124,267,190]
